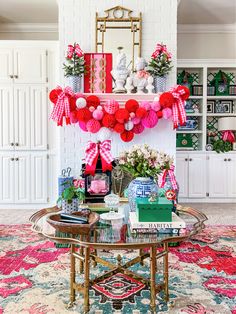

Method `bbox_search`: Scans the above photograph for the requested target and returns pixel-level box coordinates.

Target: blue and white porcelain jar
[128,177,158,212]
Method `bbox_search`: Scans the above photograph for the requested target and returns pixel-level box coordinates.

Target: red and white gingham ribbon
[170,85,187,129]
[158,165,178,190]
[99,140,114,164]
[50,86,73,126]
[222,130,235,143]
[85,141,99,166]
[74,44,83,58]
[67,45,74,59]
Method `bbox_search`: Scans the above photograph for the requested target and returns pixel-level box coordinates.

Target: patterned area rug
[0,224,236,314]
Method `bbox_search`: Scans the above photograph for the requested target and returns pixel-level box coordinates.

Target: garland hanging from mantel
[49,85,190,142]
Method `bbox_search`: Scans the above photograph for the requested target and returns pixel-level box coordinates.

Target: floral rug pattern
[0,224,236,314]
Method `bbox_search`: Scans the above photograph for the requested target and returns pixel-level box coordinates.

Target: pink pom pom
[151,101,161,112]
[133,123,144,134]
[86,119,101,133]
[129,112,135,119]
[132,117,141,125]
[140,101,151,110]
[78,121,88,132]
[142,110,158,128]
[162,108,172,120]
[89,106,95,112]
[93,108,104,120]
[104,99,119,114]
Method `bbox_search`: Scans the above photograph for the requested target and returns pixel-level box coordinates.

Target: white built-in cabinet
[176,152,236,201]
[0,42,58,207]
[176,153,206,198]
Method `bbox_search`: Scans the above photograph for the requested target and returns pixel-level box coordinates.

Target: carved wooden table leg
[93,230,97,267]
[84,246,90,313]
[163,242,169,302]
[150,246,157,313]
[139,248,144,266]
[79,235,84,273]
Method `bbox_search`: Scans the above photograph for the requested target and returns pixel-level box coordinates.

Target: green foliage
[63,56,85,77]
[213,139,232,153]
[57,183,85,204]
[147,54,173,77]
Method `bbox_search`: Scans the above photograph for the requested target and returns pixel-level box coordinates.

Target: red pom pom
[120,130,134,142]
[86,119,101,133]
[133,123,144,134]
[177,85,190,100]
[102,114,116,128]
[114,123,125,134]
[70,110,78,124]
[136,107,147,119]
[86,95,100,109]
[125,99,139,113]
[69,95,77,111]
[49,88,61,104]
[157,111,163,119]
[77,108,92,122]
[159,92,174,108]
[115,108,130,123]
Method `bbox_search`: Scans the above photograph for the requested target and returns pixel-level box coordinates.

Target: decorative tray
[46,211,100,235]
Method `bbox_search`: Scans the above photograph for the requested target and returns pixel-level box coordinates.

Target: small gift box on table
[84,53,112,93]
[136,197,172,222]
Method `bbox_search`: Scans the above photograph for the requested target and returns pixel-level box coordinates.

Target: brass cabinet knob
[10,143,14,146]
[10,75,14,78]
[224,158,227,161]
[10,158,14,161]
[189,158,192,161]
[14,75,18,79]
[15,143,19,146]
[185,158,188,161]
[228,158,231,161]
[15,158,19,161]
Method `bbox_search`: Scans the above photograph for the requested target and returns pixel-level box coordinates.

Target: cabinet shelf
[186,113,203,116]
[207,96,236,99]
[176,130,202,134]
[189,96,203,99]
[207,113,236,117]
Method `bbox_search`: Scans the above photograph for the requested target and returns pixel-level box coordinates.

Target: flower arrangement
[147,43,173,77]
[118,144,174,179]
[57,180,85,204]
[63,43,85,77]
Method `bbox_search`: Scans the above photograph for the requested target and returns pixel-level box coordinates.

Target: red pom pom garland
[115,108,130,123]
[120,130,134,142]
[102,114,116,128]
[125,99,139,113]
[77,108,92,122]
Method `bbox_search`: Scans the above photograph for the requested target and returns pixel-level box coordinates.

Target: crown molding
[178,23,236,34]
[0,23,58,33]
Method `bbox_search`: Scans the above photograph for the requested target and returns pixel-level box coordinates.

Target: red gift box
[84,53,112,93]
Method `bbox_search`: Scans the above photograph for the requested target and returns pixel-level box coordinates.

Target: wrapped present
[84,53,112,93]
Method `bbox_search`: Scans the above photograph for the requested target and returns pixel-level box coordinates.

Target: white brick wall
[58,0,178,175]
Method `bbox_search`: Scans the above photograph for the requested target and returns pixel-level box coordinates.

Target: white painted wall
[178,32,236,59]
[57,0,178,176]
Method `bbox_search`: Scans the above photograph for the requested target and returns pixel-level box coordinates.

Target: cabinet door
[227,155,236,197]
[14,86,31,150]
[31,153,48,203]
[14,48,47,83]
[188,154,206,198]
[208,155,228,198]
[176,154,189,198]
[30,86,47,150]
[0,49,13,83]
[0,154,15,203]
[0,86,14,150]
[14,153,30,203]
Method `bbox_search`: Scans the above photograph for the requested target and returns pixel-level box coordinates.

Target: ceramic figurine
[111,51,130,93]
[192,104,200,114]
[125,76,134,94]
[132,57,148,94]
[146,76,154,94]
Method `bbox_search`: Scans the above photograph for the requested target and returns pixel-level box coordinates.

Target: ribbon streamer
[158,165,178,191]
[85,140,113,176]
[222,130,235,143]
[170,85,187,129]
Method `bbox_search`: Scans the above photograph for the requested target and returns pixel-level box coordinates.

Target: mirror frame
[95,6,142,71]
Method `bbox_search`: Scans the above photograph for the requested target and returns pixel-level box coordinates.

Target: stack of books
[129,212,186,234]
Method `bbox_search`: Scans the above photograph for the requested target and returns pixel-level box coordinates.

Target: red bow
[67,45,74,59]
[222,130,235,143]
[85,140,113,176]
[169,85,187,129]
[50,86,73,126]
[158,165,178,190]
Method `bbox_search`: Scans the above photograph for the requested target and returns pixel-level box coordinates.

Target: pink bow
[170,85,187,129]
[222,130,235,143]
[158,165,178,190]
[137,70,149,79]
[151,44,172,60]
[50,86,73,126]
[67,45,74,59]
[74,44,83,57]
[85,140,113,176]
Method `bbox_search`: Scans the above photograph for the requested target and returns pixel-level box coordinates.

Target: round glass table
[30,204,207,314]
